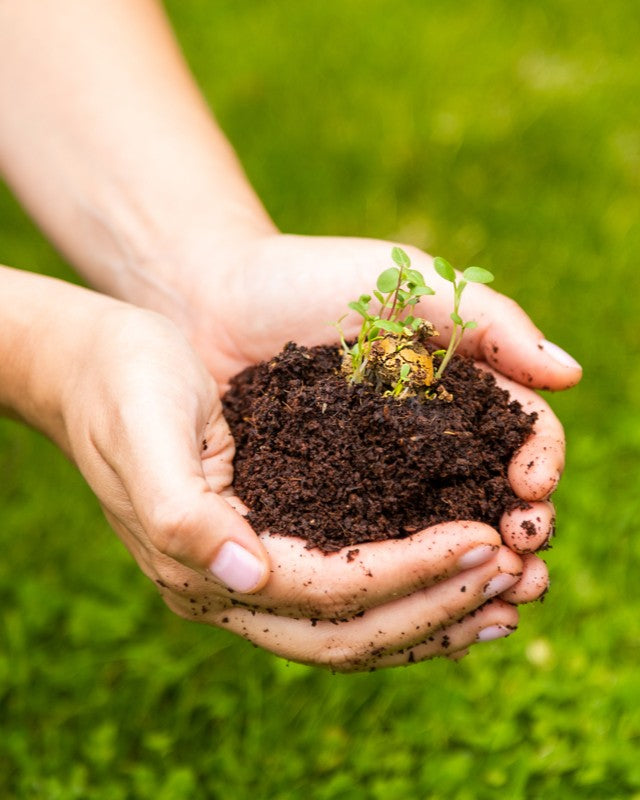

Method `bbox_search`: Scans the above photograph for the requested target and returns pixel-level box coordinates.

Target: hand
[47,292,524,670]
[163,232,580,604]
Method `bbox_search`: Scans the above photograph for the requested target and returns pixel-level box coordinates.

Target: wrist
[0,267,117,450]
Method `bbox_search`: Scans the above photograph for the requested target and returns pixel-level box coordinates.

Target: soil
[222,342,537,552]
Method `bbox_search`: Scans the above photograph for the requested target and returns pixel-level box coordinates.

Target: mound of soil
[222,343,536,552]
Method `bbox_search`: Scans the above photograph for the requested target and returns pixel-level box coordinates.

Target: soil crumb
[223,343,536,552]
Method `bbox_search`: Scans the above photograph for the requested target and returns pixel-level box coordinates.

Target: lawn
[1,0,639,797]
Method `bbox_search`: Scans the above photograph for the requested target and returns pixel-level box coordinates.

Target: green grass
[2,1,640,797]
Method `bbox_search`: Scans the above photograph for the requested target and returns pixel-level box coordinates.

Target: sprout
[336,247,494,398]
[432,258,494,380]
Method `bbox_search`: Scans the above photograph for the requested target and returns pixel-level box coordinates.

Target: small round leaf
[434,257,456,283]
[463,266,494,284]
[413,285,435,296]
[375,319,405,334]
[377,267,400,293]
[450,311,463,325]
[348,300,369,319]
[407,269,425,286]
[391,246,411,269]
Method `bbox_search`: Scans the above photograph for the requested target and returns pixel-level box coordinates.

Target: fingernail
[483,573,519,599]
[477,624,515,642]
[457,545,497,570]
[209,541,266,593]
[539,339,582,370]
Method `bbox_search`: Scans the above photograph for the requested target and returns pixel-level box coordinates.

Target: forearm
[0,0,275,315]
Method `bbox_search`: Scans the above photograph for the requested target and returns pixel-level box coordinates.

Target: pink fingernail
[209,541,265,593]
[477,625,515,642]
[539,340,582,370]
[483,573,519,599]
[457,545,497,570]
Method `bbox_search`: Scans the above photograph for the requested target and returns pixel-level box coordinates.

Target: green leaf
[358,294,371,304]
[463,266,494,284]
[373,290,385,304]
[432,349,446,357]
[404,315,415,326]
[375,319,405,334]
[464,320,478,330]
[391,246,411,269]
[407,269,425,286]
[400,362,411,379]
[348,300,369,318]
[450,311,463,325]
[434,257,456,282]
[412,285,435,296]
[376,267,400,293]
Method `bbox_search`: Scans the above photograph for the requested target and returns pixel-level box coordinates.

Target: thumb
[111,395,270,594]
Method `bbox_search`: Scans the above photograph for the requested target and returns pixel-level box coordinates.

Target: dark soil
[223,343,537,552]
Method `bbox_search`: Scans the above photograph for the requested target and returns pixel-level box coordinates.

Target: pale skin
[0,0,582,670]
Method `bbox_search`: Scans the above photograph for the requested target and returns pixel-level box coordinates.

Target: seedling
[337,248,494,398]
[431,257,494,380]
[387,361,412,398]
[335,247,435,387]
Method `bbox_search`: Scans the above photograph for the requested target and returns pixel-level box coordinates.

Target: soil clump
[223,343,536,552]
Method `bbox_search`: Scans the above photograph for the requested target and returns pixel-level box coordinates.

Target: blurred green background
[1,0,639,797]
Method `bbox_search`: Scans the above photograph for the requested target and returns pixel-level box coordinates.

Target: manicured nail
[457,545,497,570]
[477,625,515,642]
[539,339,582,370]
[483,573,519,599]
[209,541,266,593]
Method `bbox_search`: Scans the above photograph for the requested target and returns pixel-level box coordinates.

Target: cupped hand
[167,232,580,603]
[58,300,525,670]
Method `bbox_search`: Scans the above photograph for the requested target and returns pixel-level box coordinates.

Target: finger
[479,366,566,500]
[108,386,270,593]
[227,521,504,619]
[416,275,582,391]
[374,600,519,669]
[500,554,549,604]
[212,546,522,670]
[500,500,555,554]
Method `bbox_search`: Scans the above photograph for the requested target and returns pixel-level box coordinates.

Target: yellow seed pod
[369,331,435,389]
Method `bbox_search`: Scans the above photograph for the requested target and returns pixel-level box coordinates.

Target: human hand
[63,307,528,669]
[11,279,521,670]
[158,233,579,604]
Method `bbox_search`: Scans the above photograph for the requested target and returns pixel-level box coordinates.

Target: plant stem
[434,327,460,380]
[386,268,404,321]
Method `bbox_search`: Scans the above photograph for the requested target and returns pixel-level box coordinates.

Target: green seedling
[432,257,494,380]
[387,361,412,398]
[337,247,494,398]
[335,246,435,384]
